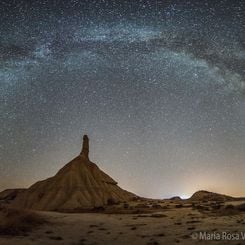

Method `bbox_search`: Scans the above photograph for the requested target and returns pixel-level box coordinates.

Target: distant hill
[169,196,182,201]
[188,190,234,202]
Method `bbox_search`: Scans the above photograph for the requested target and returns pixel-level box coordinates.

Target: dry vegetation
[190,200,245,216]
[0,200,245,244]
[0,206,47,236]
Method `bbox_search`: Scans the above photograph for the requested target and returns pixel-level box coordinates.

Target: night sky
[0,0,245,198]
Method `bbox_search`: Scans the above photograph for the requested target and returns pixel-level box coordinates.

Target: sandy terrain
[1,200,245,245]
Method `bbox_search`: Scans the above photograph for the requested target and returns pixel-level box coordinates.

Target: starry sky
[0,0,245,198]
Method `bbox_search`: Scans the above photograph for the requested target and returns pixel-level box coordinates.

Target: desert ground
[1,199,245,245]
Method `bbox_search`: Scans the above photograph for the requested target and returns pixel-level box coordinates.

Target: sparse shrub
[151,213,167,218]
[236,203,245,211]
[225,204,235,209]
[49,236,63,240]
[92,206,105,212]
[174,222,182,225]
[195,205,209,211]
[152,204,162,209]
[135,204,149,208]
[123,203,129,209]
[211,204,222,210]
[0,208,46,236]
[175,204,183,208]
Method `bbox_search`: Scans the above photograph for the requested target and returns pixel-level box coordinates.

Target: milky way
[0,0,245,198]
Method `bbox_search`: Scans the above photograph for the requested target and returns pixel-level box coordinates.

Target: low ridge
[188,190,234,202]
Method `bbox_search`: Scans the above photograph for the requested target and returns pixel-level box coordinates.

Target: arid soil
[1,199,245,245]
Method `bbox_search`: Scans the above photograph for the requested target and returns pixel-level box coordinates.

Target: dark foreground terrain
[1,198,245,245]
